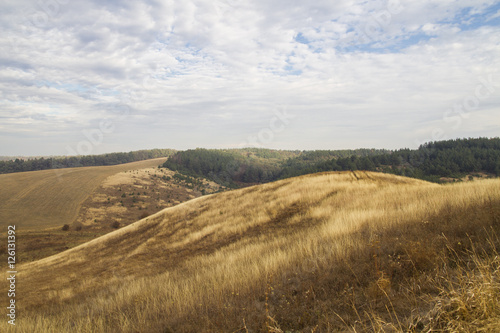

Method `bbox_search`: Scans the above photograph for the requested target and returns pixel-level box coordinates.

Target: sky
[1,0,499,156]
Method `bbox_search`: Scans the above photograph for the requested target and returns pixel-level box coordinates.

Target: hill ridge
[6,171,499,332]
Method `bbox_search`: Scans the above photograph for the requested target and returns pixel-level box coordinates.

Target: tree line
[161,138,500,186]
[299,137,500,182]
[4,138,498,182]
[162,148,284,187]
[0,149,175,174]
[161,147,393,186]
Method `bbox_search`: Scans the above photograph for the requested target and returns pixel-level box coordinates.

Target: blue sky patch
[294,32,309,45]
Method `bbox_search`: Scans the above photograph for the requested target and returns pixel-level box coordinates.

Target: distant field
[0,158,167,229]
[4,171,499,332]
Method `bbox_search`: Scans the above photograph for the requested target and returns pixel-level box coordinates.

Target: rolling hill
[3,171,500,332]
[0,158,168,229]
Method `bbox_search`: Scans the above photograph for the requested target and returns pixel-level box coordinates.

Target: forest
[300,137,500,182]
[161,147,391,187]
[162,138,500,186]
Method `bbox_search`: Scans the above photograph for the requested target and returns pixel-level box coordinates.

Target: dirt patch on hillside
[74,167,225,230]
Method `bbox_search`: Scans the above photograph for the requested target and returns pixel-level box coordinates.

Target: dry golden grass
[1,171,499,332]
[0,158,167,229]
[422,238,500,332]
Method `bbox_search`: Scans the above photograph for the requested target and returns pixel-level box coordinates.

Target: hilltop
[4,171,500,332]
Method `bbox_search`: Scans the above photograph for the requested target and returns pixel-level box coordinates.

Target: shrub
[61,224,70,231]
[139,211,150,219]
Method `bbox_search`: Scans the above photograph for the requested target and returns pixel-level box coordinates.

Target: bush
[111,221,121,229]
[61,224,70,231]
[139,211,150,219]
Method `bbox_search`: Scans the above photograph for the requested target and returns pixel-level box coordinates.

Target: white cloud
[0,0,499,155]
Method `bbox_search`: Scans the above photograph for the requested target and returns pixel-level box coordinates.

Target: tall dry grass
[1,171,499,332]
[355,232,500,332]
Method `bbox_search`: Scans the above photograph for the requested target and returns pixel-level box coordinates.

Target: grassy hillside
[0,161,226,269]
[1,164,225,265]
[2,172,500,332]
[0,158,168,229]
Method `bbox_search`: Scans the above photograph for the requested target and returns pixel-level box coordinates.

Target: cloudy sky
[1,0,499,156]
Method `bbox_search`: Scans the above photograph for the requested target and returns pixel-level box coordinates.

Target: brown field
[1,171,500,332]
[0,158,168,229]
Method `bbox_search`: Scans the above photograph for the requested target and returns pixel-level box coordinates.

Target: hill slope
[0,158,167,229]
[5,171,500,332]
